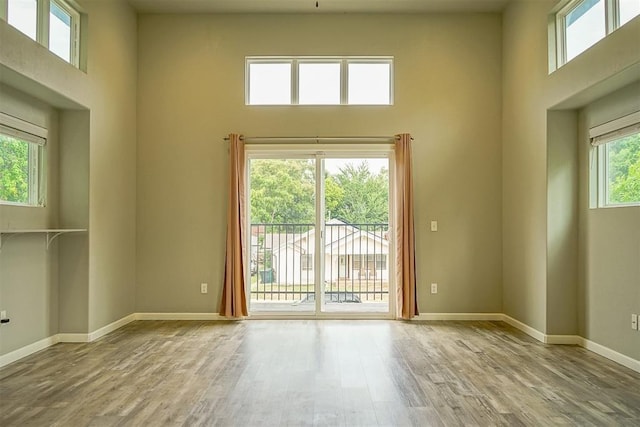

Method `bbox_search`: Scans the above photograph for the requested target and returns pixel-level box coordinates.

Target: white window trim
[246,56,394,106]
[589,111,640,208]
[0,112,48,207]
[0,0,81,67]
[551,0,636,71]
[50,0,81,67]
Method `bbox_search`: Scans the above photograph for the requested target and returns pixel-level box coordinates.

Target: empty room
[0,0,639,425]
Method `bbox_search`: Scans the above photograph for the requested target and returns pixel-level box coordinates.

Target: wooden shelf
[0,229,87,250]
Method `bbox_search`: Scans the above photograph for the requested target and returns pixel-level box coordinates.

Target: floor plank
[1,320,638,426]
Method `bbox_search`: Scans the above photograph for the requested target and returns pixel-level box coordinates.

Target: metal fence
[250,222,389,302]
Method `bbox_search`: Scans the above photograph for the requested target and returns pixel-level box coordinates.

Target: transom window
[246,57,393,105]
[0,114,47,207]
[553,0,640,68]
[2,0,81,67]
[590,111,640,207]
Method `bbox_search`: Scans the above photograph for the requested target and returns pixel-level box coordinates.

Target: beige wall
[136,13,504,314]
[2,0,637,364]
[578,82,640,360]
[502,1,552,332]
[80,0,138,332]
[503,0,639,358]
[0,86,60,353]
[0,0,137,355]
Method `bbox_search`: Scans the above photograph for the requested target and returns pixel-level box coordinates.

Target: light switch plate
[430,221,438,232]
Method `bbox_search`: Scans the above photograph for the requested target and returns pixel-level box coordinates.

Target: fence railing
[250,222,389,303]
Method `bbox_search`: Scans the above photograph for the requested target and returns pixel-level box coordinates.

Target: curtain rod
[223,135,412,143]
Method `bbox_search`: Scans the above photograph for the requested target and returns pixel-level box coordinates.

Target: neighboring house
[257,219,389,285]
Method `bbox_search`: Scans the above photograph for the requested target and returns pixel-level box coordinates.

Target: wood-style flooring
[1,320,639,426]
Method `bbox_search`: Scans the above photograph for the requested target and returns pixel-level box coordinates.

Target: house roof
[264,219,389,254]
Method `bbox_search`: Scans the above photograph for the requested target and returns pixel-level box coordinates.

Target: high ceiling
[127,0,513,14]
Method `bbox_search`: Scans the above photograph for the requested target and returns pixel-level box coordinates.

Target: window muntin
[298,62,341,105]
[347,63,391,105]
[619,0,640,25]
[246,57,393,106]
[7,0,37,40]
[0,125,46,207]
[2,0,80,67]
[603,132,640,206]
[554,0,639,68]
[248,62,292,105]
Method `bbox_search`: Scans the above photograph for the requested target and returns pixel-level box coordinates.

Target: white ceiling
[127,0,512,14]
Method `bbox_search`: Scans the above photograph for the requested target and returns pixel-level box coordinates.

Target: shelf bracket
[46,232,65,250]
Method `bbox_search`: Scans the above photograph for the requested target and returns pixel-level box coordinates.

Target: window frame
[0,0,81,67]
[0,112,47,208]
[552,0,638,69]
[49,0,81,66]
[245,56,394,106]
[589,111,640,208]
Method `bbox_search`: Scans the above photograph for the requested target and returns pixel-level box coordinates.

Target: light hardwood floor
[1,320,639,426]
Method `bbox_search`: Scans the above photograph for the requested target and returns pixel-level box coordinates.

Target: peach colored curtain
[219,134,248,317]
[395,134,418,319]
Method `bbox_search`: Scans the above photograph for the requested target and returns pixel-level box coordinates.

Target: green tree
[0,135,29,204]
[327,161,389,224]
[249,159,389,226]
[608,133,640,204]
[249,159,315,224]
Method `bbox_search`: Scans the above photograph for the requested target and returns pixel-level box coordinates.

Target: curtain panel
[395,134,419,319]
[219,134,248,317]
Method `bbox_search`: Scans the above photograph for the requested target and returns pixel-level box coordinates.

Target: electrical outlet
[0,310,6,320]
[200,283,208,294]
[431,283,438,294]
[632,314,638,330]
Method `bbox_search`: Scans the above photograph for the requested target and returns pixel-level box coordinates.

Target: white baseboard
[2,312,638,374]
[502,315,548,343]
[0,335,59,368]
[135,312,227,320]
[579,337,640,373]
[0,313,137,368]
[545,335,582,345]
[88,313,137,341]
[413,313,504,321]
[57,333,90,343]
[501,315,639,373]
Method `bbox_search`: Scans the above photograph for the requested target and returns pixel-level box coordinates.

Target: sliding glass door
[247,149,393,317]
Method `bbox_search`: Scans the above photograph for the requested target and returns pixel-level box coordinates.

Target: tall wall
[0,85,60,353]
[80,0,138,332]
[578,82,640,360]
[136,13,504,314]
[0,0,137,356]
[503,0,640,359]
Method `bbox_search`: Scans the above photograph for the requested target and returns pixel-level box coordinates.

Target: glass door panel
[247,154,392,316]
[322,157,390,314]
[248,158,316,313]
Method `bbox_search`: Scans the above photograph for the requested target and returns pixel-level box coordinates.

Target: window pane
[7,0,37,40]
[50,2,73,62]
[565,0,606,61]
[0,133,30,204]
[348,63,391,105]
[605,132,640,205]
[298,63,341,105]
[620,0,640,26]
[248,63,292,105]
